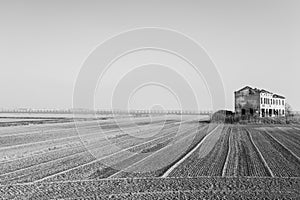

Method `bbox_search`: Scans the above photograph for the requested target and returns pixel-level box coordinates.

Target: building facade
[235,86,285,118]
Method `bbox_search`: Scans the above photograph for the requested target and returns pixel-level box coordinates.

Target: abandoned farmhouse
[235,86,285,118]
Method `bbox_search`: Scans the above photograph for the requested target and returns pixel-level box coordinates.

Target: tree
[285,103,293,123]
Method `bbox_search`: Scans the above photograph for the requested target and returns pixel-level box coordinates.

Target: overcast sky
[0,0,299,111]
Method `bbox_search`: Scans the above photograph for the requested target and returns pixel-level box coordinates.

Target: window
[242,109,246,115]
[261,98,263,104]
[250,108,254,115]
[282,100,284,105]
[261,109,265,117]
[282,110,285,115]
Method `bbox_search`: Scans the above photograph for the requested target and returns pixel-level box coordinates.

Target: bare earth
[0,114,299,199]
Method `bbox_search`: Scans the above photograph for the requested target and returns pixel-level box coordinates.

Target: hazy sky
[0,0,299,111]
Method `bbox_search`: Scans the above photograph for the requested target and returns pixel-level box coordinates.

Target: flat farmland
[0,114,299,199]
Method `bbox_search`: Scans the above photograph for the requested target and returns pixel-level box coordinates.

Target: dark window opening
[261,109,265,117]
[250,108,254,115]
[242,109,246,116]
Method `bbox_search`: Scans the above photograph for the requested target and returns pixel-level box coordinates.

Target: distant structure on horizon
[0,108,213,116]
[234,86,286,118]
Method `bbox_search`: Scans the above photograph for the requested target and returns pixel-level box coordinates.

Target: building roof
[236,86,285,98]
[273,94,285,99]
[235,86,254,93]
[235,85,262,93]
[260,89,273,94]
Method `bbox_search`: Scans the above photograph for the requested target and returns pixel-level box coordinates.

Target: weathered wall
[235,87,260,117]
